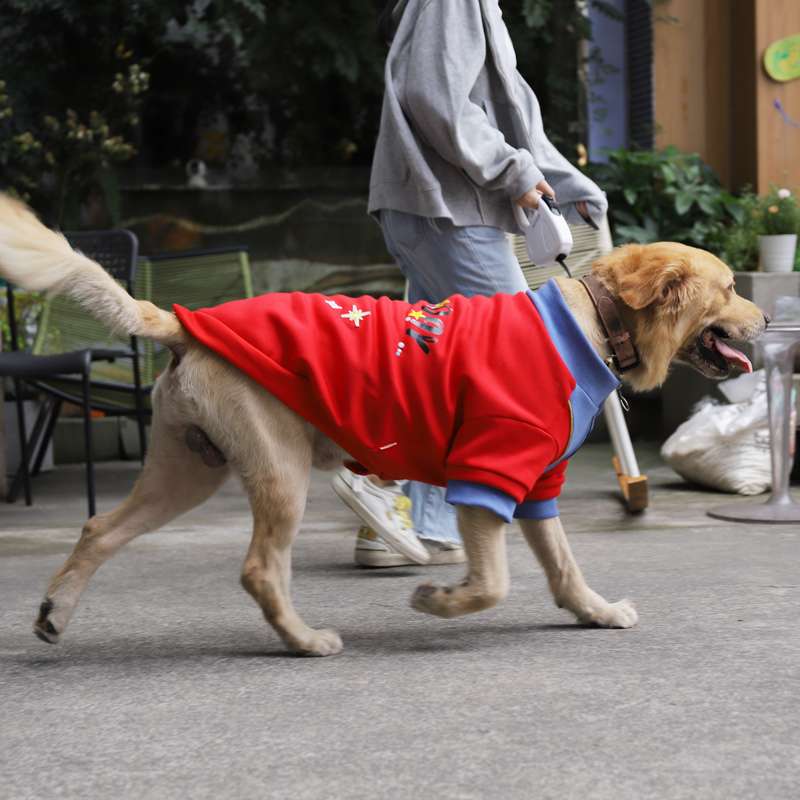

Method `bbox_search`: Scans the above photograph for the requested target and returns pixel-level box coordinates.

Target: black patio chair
[1,280,97,515]
[0,229,144,518]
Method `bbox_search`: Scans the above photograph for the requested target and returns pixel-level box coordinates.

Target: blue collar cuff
[528,281,620,406]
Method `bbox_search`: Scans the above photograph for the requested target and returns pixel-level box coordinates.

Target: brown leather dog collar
[579,275,640,373]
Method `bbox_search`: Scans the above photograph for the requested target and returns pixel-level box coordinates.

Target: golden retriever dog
[0,195,767,656]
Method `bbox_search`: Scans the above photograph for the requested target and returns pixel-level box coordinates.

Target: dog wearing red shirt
[0,195,766,656]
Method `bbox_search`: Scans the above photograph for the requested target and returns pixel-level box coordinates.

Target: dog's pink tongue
[715,339,753,373]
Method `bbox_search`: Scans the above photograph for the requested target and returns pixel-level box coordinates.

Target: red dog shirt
[174,280,619,522]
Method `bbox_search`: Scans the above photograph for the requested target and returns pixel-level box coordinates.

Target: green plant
[0,1,162,225]
[0,64,148,227]
[753,187,800,236]
[586,146,745,249]
[709,192,760,271]
[0,1,617,175]
[0,290,43,350]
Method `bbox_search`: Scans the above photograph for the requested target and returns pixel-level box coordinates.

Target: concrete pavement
[1,444,799,799]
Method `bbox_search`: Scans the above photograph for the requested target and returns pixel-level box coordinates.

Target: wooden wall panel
[754,0,800,192]
[704,0,732,187]
[654,0,708,155]
[654,0,734,186]
[730,0,758,191]
[654,0,800,191]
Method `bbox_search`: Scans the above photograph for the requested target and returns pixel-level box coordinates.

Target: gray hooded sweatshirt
[368,0,607,233]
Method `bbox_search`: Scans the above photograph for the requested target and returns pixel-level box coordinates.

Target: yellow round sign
[764,33,800,82]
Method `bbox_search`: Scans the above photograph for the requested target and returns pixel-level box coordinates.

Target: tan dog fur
[0,196,766,656]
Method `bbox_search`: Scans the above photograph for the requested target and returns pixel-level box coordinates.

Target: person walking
[333,0,607,568]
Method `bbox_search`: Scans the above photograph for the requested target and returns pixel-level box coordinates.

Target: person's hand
[516,179,555,209]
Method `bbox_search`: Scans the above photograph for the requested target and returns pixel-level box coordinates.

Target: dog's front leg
[411,505,508,618]
[519,516,637,628]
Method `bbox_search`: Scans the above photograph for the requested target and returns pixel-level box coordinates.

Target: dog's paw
[290,628,343,657]
[33,598,61,644]
[410,583,452,618]
[580,598,638,629]
[410,582,492,618]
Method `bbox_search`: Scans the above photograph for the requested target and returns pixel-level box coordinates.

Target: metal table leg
[708,326,800,523]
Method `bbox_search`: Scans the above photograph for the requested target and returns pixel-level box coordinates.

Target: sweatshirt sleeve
[444,416,560,521]
[514,459,569,520]
[402,0,543,199]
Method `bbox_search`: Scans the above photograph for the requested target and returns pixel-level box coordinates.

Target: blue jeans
[380,209,528,544]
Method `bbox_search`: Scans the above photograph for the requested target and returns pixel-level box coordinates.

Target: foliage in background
[585,148,800,271]
[0,69,147,228]
[711,192,760,272]
[0,290,43,351]
[586,146,745,250]
[508,0,622,159]
[0,0,613,180]
[0,0,157,225]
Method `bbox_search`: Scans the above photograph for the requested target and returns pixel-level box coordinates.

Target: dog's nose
[763,311,771,326]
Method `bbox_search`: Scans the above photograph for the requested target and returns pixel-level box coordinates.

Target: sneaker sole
[354,549,415,568]
[426,548,467,566]
[354,545,467,568]
[333,474,430,564]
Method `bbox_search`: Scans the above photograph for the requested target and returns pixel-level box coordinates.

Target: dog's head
[592,242,767,391]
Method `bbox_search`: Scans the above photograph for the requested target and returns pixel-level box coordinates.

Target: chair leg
[11,378,32,506]
[132,349,147,463]
[82,371,96,518]
[32,398,62,477]
[13,397,50,489]
[135,398,147,465]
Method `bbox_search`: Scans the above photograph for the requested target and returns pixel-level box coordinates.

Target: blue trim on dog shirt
[446,481,561,521]
[446,481,516,522]
[528,281,620,466]
[515,498,559,519]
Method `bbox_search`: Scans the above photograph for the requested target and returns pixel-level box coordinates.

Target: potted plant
[756,188,800,273]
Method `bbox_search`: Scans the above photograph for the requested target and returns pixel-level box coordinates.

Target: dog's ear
[595,244,697,313]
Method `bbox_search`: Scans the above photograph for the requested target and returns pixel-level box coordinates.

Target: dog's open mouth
[692,326,753,377]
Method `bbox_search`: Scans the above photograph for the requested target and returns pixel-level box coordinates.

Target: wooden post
[730,0,758,191]
[653,0,800,193]
[754,0,800,192]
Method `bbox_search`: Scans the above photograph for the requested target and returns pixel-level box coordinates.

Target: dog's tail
[0,193,183,346]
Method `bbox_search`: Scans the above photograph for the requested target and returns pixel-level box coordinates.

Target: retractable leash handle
[514,195,574,277]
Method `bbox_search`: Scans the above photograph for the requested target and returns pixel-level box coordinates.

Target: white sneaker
[332,470,430,564]
[354,526,467,568]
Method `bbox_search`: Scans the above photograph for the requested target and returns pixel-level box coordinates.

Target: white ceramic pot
[759,233,798,273]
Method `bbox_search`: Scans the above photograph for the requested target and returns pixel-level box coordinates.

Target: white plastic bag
[661,373,772,495]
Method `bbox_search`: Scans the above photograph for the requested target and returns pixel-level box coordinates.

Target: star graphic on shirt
[407,309,425,320]
[341,305,371,327]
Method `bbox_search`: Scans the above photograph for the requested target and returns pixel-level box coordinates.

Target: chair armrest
[89,348,137,363]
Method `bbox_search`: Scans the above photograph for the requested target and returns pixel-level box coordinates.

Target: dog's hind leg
[240,481,343,656]
[238,433,342,657]
[411,505,509,618]
[519,516,637,628]
[33,415,230,644]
